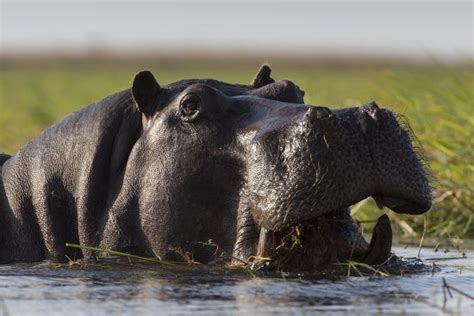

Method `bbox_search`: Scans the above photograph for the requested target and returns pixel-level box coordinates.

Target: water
[0,247,473,315]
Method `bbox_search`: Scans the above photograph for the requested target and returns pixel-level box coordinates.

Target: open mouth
[252,198,395,271]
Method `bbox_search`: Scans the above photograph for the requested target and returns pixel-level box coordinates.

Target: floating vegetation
[65,243,175,266]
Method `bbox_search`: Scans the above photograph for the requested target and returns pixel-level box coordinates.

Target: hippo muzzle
[242,99,431,232]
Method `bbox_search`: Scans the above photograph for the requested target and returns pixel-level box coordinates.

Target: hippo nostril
[305,106,333,123]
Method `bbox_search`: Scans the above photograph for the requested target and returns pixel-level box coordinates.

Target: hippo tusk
[256,227,274,257]
[362,214,393,265]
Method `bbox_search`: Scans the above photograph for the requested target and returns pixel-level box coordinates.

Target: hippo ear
[132,70,162,116]
[251,64,275,88]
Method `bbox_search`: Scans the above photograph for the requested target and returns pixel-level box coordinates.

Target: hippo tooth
[362,214,393,265]
[256,227,274,258]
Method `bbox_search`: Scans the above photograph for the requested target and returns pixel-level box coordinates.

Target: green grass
[0,58,473,241]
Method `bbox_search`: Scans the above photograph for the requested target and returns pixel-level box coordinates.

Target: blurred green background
[1,58,472,245]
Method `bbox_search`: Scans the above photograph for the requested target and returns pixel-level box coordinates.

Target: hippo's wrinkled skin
[0,66,431,269]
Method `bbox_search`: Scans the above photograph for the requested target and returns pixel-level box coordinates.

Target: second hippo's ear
[132,70,162,117]
[251,64,275,88]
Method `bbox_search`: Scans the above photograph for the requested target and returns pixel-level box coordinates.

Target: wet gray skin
[0,69,430,269]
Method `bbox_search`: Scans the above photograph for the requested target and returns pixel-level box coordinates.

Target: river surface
[0,246,472,315]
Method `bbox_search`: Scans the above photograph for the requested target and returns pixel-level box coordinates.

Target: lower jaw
[253,209,392,271]
[255,225,339,271]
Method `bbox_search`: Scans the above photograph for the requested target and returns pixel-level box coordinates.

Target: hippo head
[128,70,431,265]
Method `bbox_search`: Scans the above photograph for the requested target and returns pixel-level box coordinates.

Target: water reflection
[0,247,472,315]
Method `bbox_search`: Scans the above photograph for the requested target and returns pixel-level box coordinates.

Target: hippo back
[0,89,143,262]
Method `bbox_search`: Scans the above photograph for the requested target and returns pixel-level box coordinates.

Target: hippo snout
[356,101,432,215]
[245,100,431,232]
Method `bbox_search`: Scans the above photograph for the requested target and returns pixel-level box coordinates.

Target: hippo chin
[0,66,431,270]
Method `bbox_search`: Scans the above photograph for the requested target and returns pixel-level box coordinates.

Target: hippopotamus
[0,66,431,270]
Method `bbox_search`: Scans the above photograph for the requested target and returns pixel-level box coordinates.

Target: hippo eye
[179,94,201,122]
